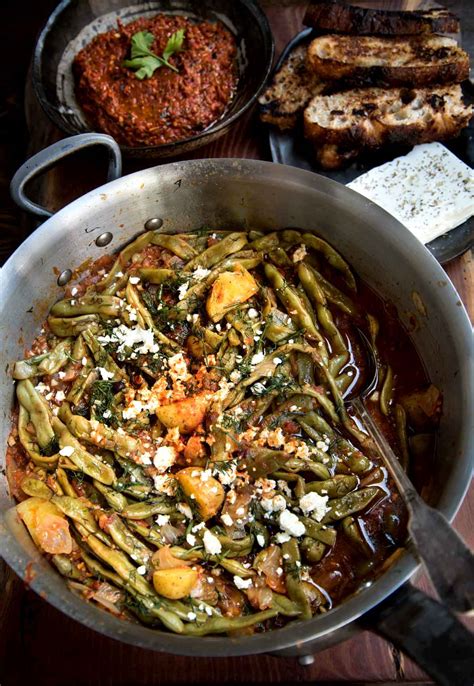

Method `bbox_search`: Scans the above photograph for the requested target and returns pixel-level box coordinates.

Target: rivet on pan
[57,269,72,287]
[298,655,315,667]
[95,232,113,247]
[145,217,163,230]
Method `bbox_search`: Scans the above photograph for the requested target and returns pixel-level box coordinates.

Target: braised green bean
[9,228,436,637]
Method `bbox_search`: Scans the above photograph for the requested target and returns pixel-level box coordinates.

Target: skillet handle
[10,133,122,219]
[364,583,474,686]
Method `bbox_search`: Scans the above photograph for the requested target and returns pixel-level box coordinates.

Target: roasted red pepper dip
[73,14,238,147]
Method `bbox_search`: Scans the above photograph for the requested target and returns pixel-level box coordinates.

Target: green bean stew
[6,228,442,635]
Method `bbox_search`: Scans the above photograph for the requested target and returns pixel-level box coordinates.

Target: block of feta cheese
[347,143,474,244]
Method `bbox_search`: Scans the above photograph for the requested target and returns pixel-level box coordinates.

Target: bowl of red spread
[33,0,274,158]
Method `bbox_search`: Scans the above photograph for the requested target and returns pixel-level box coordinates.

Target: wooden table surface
[0,2,473,685]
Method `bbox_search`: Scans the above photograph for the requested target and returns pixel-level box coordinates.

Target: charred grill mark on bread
[258,45,328,130]
[303,1,460,37]
[306,35,470,88]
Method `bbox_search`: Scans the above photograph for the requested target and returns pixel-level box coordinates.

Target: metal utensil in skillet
[345,332,474,614]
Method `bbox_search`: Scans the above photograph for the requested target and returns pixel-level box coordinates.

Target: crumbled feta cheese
[256,534,266,547]
[213,462,237,486]
[138,452,152,465]
[167,352,189,383]
[251,352,265,366]
[136,565,147,575]
[192,522,206,533]
[192,267,211,281]
[203,529,222,555]
[233,576,253,590]
[97,366,114,381]
[129,276,140,285]
[177,502,193,519]
[279,510,306,538]
[247,308,258,319]
[261,494,287,514]
[221,513,234,527]
[186,533,197,546]
[177,282,189,300]
[55,390,66,402]
[292,245,307,263]
[266,427,285,449]
[187,612,197,621]
[81,357,88,366]
[278,480,292,497]
[156,514,170,526]
[299,492,329,521]
[153,446,177,473]
[71,287,78,296]
[59,446,74,457]
[294,443,311,460]
[229,370,241,383]
[98,324,159,357]
[122,401,145,420]
[276,567,283,576]
[102,409,112,419]
[272,357,283,366]
[126,305,138,322]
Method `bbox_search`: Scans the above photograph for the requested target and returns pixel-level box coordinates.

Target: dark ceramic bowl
[32,0,274,159]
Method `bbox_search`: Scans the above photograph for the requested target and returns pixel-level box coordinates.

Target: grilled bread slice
[258,45,327,130]
[304,85,472,168]
[306,34,470,88]
[303,1,460,36]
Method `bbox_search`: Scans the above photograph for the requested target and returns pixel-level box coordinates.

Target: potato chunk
[156,393,209,434]
[17,497,73,554]
[206,265,258,322]
[153,567,199,599]
[176,467,225,520]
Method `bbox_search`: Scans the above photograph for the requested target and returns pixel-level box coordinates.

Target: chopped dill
[90,380,119,427]
[284,561,302,581]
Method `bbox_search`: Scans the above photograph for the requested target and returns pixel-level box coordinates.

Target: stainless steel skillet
[2,134,473,684]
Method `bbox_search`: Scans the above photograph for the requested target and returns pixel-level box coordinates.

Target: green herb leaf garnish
[123,29,185,79]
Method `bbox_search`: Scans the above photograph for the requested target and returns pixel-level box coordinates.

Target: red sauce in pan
[73,15,238,147]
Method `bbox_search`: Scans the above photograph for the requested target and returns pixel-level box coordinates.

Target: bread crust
[303,1,460,36]
[306,35,470,88]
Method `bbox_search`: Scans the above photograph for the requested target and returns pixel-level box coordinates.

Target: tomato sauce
[73,14,238,147]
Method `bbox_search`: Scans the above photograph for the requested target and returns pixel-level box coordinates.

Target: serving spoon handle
[352,397,474,614]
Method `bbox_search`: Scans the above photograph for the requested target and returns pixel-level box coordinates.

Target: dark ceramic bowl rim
[32,0,275,155]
